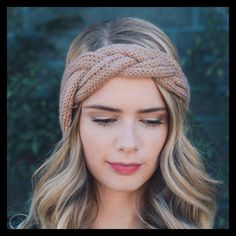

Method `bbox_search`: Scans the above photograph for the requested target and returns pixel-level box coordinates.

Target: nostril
[118,145,139,153]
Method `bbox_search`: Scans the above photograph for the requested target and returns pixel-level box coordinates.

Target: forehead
[83,77,166,108]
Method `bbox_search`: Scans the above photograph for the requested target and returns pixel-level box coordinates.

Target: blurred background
[7,7,229,228]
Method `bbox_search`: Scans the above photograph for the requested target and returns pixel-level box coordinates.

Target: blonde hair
[13,17,219,229]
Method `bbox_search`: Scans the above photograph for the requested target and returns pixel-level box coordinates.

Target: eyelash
[91,118,163,127]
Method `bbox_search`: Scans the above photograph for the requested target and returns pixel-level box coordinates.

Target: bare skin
[90,187,141,229]
[79,77,168,228]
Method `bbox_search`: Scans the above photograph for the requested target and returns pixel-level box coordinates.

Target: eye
[140,119,163,127]
[91,118,165,128]
[92,118,116,127]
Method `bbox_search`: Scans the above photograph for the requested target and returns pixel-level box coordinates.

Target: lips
[108,162,142,175]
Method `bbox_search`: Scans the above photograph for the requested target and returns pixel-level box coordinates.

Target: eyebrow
[83,105,167,113]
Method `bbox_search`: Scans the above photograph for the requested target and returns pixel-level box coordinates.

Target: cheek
[80,119,111,162]
[146,125,168,146]
[143,127,168,162]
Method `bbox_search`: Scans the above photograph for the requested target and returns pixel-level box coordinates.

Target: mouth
[107,162,142,175]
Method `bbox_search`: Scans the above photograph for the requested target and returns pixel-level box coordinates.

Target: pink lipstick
[108,162,141,175]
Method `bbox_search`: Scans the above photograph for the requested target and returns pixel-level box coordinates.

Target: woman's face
[79,77,168,192]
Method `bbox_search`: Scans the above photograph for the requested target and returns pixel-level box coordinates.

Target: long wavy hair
[13,17,219,229]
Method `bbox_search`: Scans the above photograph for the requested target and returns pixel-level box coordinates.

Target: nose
[115,121,139,154]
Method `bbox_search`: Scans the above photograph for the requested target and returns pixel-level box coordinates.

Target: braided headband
[59,44,190,135]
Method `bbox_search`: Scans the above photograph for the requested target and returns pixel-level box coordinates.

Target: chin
[106,181,143,192]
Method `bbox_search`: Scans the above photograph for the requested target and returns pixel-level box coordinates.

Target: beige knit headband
[59,44,190,135]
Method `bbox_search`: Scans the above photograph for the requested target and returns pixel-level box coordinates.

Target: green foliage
[7,30,62,218]
[182,8,229,229]
[182,8,228,90]
[7,62,60,174]
[7,8,24,33]
[36,14,83,33]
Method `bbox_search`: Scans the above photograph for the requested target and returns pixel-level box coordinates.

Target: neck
[90,185,142,229]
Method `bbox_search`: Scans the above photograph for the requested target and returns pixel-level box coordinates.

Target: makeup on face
[107,161,142,175]
[79,77,169,193]
[83,104,168,128]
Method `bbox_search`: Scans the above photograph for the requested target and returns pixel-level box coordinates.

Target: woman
[14,17,219,229]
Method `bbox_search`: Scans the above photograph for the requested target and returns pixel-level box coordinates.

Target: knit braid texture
[59,44,190,135]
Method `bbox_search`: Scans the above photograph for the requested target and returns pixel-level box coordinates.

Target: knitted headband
[59,44,190,135]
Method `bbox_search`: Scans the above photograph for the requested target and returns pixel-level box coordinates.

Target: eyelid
[91,117,161,121]
[91,117,165,127]
[91,117,164,122]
